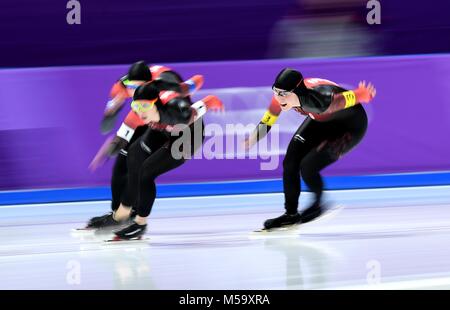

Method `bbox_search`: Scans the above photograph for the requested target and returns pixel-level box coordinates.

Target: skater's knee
[140,169,158,183]
[299,164,318,181]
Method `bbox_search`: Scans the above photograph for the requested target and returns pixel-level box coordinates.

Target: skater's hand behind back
[203,95,224,113]
[355,80,376,104]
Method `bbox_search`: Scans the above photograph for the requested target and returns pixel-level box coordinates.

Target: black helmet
[272,68,304,92]
[133,83,159,101]
[128,61,152,81]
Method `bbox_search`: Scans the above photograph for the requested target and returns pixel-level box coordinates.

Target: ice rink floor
[2,185,450,290]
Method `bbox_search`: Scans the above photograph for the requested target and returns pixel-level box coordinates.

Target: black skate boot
[263,212,301,230]
[86,212,127,230]
[300,202,323,224]
[112,222,147,241]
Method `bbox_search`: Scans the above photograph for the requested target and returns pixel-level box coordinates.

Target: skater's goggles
[272,87,294,97]
[122,79,145,90]
[131,99,157,113]
[272,79,303,97]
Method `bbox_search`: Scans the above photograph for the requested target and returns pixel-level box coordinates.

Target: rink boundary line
[1,171,450,205]
[2,184,450,208]
[1,185,450,209]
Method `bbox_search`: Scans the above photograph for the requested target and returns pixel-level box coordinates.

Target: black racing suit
[256,78,368,213]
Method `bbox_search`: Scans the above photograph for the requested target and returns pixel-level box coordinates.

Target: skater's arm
[178,75,204,96]
[88,135,128,171]
[104,80,129,116]
[155,75,204,97]
[157,95,223,127]
[189,95,223,120]
[89,110,145,171]
[99,79,133,134]
[322,81,376,114]
[114,110,146,143]
[246,97,281,148]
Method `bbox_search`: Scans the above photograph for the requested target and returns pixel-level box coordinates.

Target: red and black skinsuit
[107,65,185,212]
[256,78,368,215]
[123,93,206,218]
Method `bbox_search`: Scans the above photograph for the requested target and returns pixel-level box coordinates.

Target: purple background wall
[1,0,290,67]
[2,0,450,68]
[1,54,449,190]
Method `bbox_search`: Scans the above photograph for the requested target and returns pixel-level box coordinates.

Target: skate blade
[301,204,344,227]
[105,236,149,243]
[249,224,302,240]
[253,223,301,233]
[250,205,344,238]
[72,227,96,232]
[72,225,123,232]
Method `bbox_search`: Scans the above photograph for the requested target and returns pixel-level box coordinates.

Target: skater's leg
[283,118,326,214]
[264,118,326,229]
[114,147,185,240]
[114,123,203,239]
[85,150,129,228]
[114,125,149,213]
[283,137,312,214]
[300,149,336,207]
[85,152,132,228]
[121,136,153,209]
[110,154,128,211]
[135,147,185,222]
[85,126,149,228]
[113,204,133,221]
[95,132,153,225]
[297,148,338,223]
[300,122,367,222]
[135,122,203,222]
[97,137,155,234]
